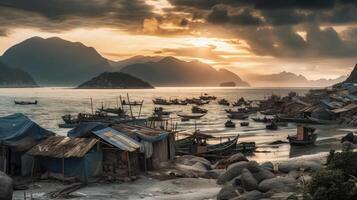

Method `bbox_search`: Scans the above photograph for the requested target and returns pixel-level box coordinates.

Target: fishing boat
[287,125,317,146]
[240,122,249,126]
[14,100,38,105]
[177,112,206,119]
[252,117,273,123]
[153,107,171,116]
[98,107,127,117]
[260,109,279,115]
[170,99,188,105]
[176,132,239,156]
[228,113,249,120]
[199,94,217,100]
[191,106,208,114]
[218,99,230,106]
[225,120,236,128]
[121,100,143,106]
[266,122,278,130]
[232,97,246,107]
[152,98,172,105]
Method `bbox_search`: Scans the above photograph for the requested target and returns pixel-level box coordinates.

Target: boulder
[205,169,226,179]
[217,161,259,185]
[176,155,212,169]
[0,171,13,200]
[215,153,249,169]
[258,177,297,193]
[232,190,265,200]
[252,167,275,183]
[241,168,258,191]
[217,185,239,200]
[277,160,322,173]
[342,141,354,152]
[260,162,274,172]
[192,161,210,171]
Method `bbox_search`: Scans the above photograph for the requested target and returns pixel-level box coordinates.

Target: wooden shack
[112,124,176,170]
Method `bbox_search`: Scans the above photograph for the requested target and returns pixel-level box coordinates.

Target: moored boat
[191,106,208,113]
[240,122,249,126]
[218,99,230,106]
[177,112,206,119]
[266,122,278,130]
[225,120,236,128]
[288,125,317,146]
[228,113,249,120]
[14,100,38,105]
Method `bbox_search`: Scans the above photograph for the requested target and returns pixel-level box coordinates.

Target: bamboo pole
[90,97,94,115]
[126,93,134,120]
[62,148,65,185]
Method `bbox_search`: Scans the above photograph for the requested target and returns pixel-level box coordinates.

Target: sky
[0,0,356,81]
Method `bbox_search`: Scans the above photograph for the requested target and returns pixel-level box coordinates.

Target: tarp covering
[0,113,53,151]
[93,127,143,152]
[37,148,102,181]
[112,124,170,142]
[67,122,106,138]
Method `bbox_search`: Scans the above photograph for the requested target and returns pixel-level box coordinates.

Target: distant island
[220,81,236,87]
[121,57,250,87]
[0,61,37,87]
[77,72,154,89]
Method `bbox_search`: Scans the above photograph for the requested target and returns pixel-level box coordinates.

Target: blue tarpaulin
[0,113,53,151]
[67,122,106,138]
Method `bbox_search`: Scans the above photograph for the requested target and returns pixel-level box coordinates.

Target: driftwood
[48,183,84,198]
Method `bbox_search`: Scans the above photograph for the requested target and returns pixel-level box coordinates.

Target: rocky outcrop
[77,72,153,89]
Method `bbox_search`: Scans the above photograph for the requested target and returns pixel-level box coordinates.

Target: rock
[215,153,249,169]
[260,162,274,172]
[287,170,301,179]
[277,160,322,173]
[252,167,275,182]
[0,171,13,200]
[258,177,297,193]
[205,169,226,179]
[232,190,265,200]
[269,192,295,199]
[217,161,259,185]
[192,161,210,171]
[176,155,212,169]
[241,168,258,191]
[217,185,239,200]
[342,141,354,152]
[341,132,354,143]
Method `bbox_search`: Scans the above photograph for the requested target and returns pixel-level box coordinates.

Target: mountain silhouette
[120,56,249,87]
[1,37,111,85]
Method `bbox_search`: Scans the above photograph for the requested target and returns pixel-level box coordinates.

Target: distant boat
[177,112,206,119]
[218,99,230,106]
[227,113,249,120]
[191,106,208,114]
[14,100,38,105]
[225,120,236,128]
[240,122,249,127]
[288,125,317,146]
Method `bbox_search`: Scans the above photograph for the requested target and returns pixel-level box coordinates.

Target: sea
[0,87,328,162]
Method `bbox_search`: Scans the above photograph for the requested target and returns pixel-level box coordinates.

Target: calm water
[0,87,314,162]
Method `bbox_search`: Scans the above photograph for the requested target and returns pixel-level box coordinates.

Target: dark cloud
[208,5,263,26]
[0,0,155,32]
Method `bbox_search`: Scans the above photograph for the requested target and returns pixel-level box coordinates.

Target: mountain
[0,37,111,85]
[77,72,153,89]
[243,71,346,87]
[110,55,164,71]
[344,63,357,83]
[120,57,249,87]
[0,61,37,87]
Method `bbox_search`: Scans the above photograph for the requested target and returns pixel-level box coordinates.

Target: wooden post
[127,152,131,177]
[144,153,147,174]
[90,97,94,115]
[137,100,143,121]
[62,148,65,185]
[126,93,134,120]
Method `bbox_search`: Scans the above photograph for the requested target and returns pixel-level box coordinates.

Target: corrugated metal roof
[27,136,98,158]
[332,103,357,114]
[93,127,141,152]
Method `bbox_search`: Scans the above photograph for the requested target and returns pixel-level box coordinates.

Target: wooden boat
[199,94,217,100]
[191,106,208,114]
[225,120,236,128]
[98,107,127,117]
[252,117,272,123]
[240,122,249,126]
[121,100,143,106]
[152,98,172,105]
[288,125,317,146]
[266,122,278,130]
[176,133,239,156]
[153,107,171,116]
[228,113,249,120]
[260,109,279,115]
[177,112,206,119]
[218,99,230,106]
[14,100,38,105]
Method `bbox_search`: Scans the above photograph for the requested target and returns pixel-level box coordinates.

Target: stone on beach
[231,190,265,200]
[214,153,249,169]
[217,161,259,185]
[0,171,13,200]
[252,167,275,183]
[176,155,212,169]
[258,177,297,193]
[277,160,322,173]
[260,162,274,172]
[240,168,258,191]
[205,169,226,179]
[217,185,239,200]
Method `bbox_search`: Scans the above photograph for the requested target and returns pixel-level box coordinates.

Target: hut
[68,124,144,179]
[27,136,102,182]
[112,124,176,170]
[92,127,143,179]
[0,113,53,176]
[331,103,357,119]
